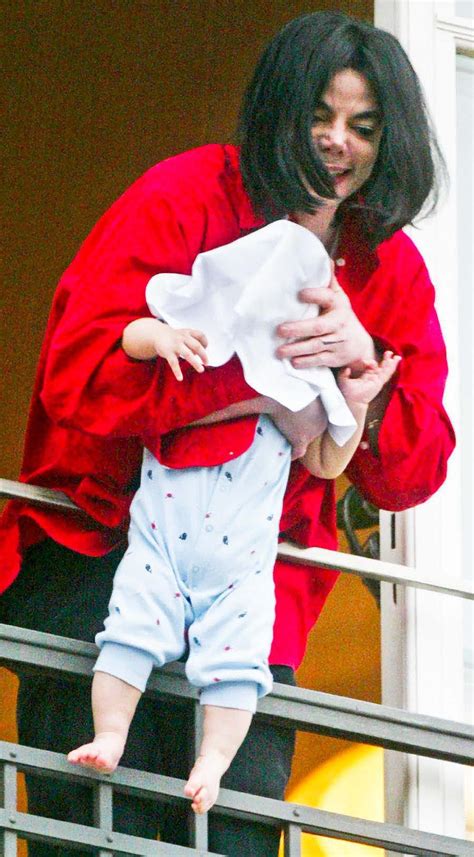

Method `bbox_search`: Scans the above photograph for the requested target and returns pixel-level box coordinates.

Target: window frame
[374,0,473,844]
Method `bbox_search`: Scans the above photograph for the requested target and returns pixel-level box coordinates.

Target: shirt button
[205,524,213,532]
[229,451,234,456]
[359,440,369,450]
[335,257,346,267]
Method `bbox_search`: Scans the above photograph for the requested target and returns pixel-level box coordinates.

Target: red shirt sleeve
[39,166,256,440]
[346,233,455,511]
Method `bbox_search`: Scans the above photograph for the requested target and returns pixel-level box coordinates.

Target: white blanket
[146,220,356,446]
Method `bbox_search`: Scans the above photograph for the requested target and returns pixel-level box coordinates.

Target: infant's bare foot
[184,752,228,813]
[67,732,125,773]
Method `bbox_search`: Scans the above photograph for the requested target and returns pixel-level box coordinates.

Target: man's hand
[275,265,375,373]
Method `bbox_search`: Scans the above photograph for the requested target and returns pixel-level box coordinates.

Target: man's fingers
[300,272,344,301]
[276,333,342,359]
[297,286,336,310]
[276,337,320,359]
[328,269,344,292]
[277,283,347,338]
[289,351,342,369]
[276,316,340,344]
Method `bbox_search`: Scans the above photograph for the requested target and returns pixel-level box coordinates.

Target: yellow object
[280,745,384,856]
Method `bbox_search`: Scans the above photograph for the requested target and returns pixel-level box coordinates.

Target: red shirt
[0,144,455,668]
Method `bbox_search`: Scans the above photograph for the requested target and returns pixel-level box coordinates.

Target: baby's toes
[192,786,211,814]
[184,780,199,799]
[91,752,110,768]
[67,750,80,764]
[68,744,94,764]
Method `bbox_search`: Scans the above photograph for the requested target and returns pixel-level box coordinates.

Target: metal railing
[2,478,472,599]
[1,479,473,856]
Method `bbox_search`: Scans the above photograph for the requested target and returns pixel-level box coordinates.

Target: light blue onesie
[95,415,291,713]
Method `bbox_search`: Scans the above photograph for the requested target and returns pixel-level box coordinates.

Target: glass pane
[455,1,474,20]
[456,48,474,842]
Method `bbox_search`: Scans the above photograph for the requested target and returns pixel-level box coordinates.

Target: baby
[69,225,399,813]
[68,307,398,812]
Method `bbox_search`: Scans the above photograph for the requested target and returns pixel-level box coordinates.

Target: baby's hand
[337,351,401,404]
[155,326,209,381]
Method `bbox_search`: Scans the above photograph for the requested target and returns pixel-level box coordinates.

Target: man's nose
[318,122,348,152]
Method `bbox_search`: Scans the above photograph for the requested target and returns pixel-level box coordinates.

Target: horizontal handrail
[0,478,79,511]
[1,477,473,599]
[1,624,472,765]
[277,542,474,599]
[1,741,472,856]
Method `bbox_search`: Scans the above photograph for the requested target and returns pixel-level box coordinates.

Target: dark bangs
[238,12,446,246]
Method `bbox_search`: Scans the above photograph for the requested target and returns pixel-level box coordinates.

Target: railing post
[94,780,115,857]
[188,701,209,851]
[1,760,18,857]
[284,820,302,856]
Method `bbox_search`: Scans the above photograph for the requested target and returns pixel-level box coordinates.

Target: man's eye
[354,125,377,138]
[312,114,328,125]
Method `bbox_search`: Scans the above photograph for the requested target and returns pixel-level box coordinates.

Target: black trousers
[0,539,296,857]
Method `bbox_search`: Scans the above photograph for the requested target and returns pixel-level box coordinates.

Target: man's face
[311,68,383,202]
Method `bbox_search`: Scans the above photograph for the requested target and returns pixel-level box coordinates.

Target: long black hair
[238,11,446,246]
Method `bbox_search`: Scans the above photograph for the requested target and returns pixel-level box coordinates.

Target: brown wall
[2,0,373,479]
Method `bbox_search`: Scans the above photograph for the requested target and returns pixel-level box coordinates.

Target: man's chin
[332,174,355,199]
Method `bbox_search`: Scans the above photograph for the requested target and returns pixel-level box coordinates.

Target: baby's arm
[302,351,400,479]
[122,317,208,381]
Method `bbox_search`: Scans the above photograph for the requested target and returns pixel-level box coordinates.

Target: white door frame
[374,0,473,845]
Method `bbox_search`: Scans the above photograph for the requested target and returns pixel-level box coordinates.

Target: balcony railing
[1,478,473,856]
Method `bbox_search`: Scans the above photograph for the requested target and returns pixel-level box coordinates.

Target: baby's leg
[184,705,252,813]
[67,671,142,773]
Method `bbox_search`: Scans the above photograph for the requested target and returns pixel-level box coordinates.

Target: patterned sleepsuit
[95,415,291,713]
